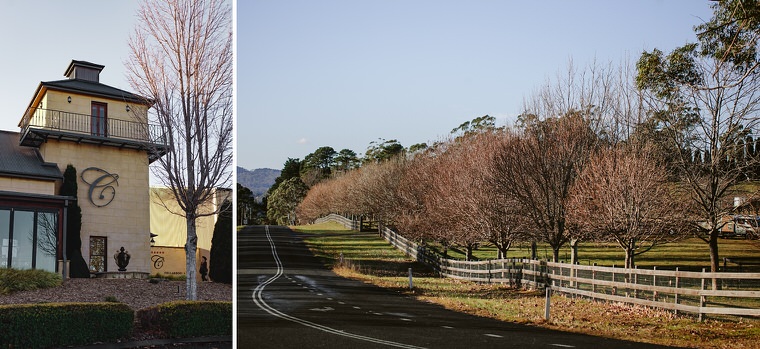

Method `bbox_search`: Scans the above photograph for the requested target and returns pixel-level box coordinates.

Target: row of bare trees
[299,61,700,268]
[299,120,687,268]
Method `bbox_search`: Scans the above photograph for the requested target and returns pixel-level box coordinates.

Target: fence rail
[316,213,760,319]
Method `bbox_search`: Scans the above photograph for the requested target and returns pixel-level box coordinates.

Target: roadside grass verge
[295,222,760,349]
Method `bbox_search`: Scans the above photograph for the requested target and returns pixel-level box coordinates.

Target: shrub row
[0,300,233,348]
[0,268,61,295]
[137,301,232,338]
[0,302,133,349]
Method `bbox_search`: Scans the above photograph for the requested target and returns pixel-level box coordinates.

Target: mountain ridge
[237,166,280,197]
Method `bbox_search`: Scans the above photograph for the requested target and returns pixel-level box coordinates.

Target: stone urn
[114,246,131,272]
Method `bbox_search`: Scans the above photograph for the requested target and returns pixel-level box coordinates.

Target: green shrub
[136,301,232,338]
[210,200,232,283]
[150,272,187,281]
[62,164,90,278]
[0,302,133,348]
[0,268,62,295]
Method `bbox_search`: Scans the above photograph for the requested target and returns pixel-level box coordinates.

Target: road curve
[237,225,675,349]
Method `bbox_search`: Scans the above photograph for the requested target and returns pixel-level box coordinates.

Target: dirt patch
[0,278,231,310]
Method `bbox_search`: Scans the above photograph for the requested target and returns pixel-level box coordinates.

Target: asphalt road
[237,225,676,349]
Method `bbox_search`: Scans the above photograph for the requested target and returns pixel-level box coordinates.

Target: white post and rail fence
[315,213,760,319]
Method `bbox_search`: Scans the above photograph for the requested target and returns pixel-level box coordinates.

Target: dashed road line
[251,226,427,349]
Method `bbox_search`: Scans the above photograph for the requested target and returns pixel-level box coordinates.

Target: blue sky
[0,2,139,132]
[237,0,715,170]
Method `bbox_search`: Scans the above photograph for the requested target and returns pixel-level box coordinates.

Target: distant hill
[238,167,280,197]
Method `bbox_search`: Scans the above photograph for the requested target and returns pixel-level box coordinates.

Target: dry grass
[298,223,760,349]
[333,266,760,349]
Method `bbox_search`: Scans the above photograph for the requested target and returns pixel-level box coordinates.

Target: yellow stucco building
[0,60,167,275]
[149,186,230,280]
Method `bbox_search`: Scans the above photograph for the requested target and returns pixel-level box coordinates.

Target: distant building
[0,60,168,275]
[149,186,230,280]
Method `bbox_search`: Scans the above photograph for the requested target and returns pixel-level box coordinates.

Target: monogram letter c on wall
[80,167,120,207]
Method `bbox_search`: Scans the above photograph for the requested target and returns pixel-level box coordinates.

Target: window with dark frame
[0,208,59,273]
[91,102,107,137]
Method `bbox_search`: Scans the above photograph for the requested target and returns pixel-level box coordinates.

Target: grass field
[295,222,760,349]
[428,236,760,272]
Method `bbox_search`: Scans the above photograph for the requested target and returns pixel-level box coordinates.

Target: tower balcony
[19,107,169,162]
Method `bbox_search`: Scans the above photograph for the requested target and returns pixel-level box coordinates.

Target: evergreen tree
[61,165,90,278]
[267,158,302,196]
[209,199,232,283]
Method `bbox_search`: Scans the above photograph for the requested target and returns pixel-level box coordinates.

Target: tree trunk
[625,248,635,269]
[709,230,720,290]
[530,241,537,260]
[497,246,508,260]
[186,215,198,300]
[552,247,560,262]
[466,244,475,261]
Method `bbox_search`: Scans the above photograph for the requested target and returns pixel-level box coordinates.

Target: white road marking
[441,326,454,329]
[484,334,503,338]
[310,307,334,312]
[550,345,575,348]
[400,318,412,322]
[252,226,427,349]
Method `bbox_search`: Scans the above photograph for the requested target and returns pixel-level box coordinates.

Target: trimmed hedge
[137,300,232,338]
[0,302,133,348]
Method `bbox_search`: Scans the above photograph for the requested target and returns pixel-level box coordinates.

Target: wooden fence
[316,214,760,319]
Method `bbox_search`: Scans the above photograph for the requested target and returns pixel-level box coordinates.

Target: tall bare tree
[493,114,596,262]
[126,0,232,300]
[568,145,686,268]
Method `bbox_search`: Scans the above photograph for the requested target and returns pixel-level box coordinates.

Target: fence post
[652,266,657,301]
[488,260,492,284]
[674,267,679,315]
[572,263,577,290]
[409,267,413,290]
[591,263,596,297]
[544,287,551,321]
[633,266,638,299]
[699,267,706,322]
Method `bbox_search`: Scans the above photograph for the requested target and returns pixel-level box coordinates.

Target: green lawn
[426,237,760,272]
